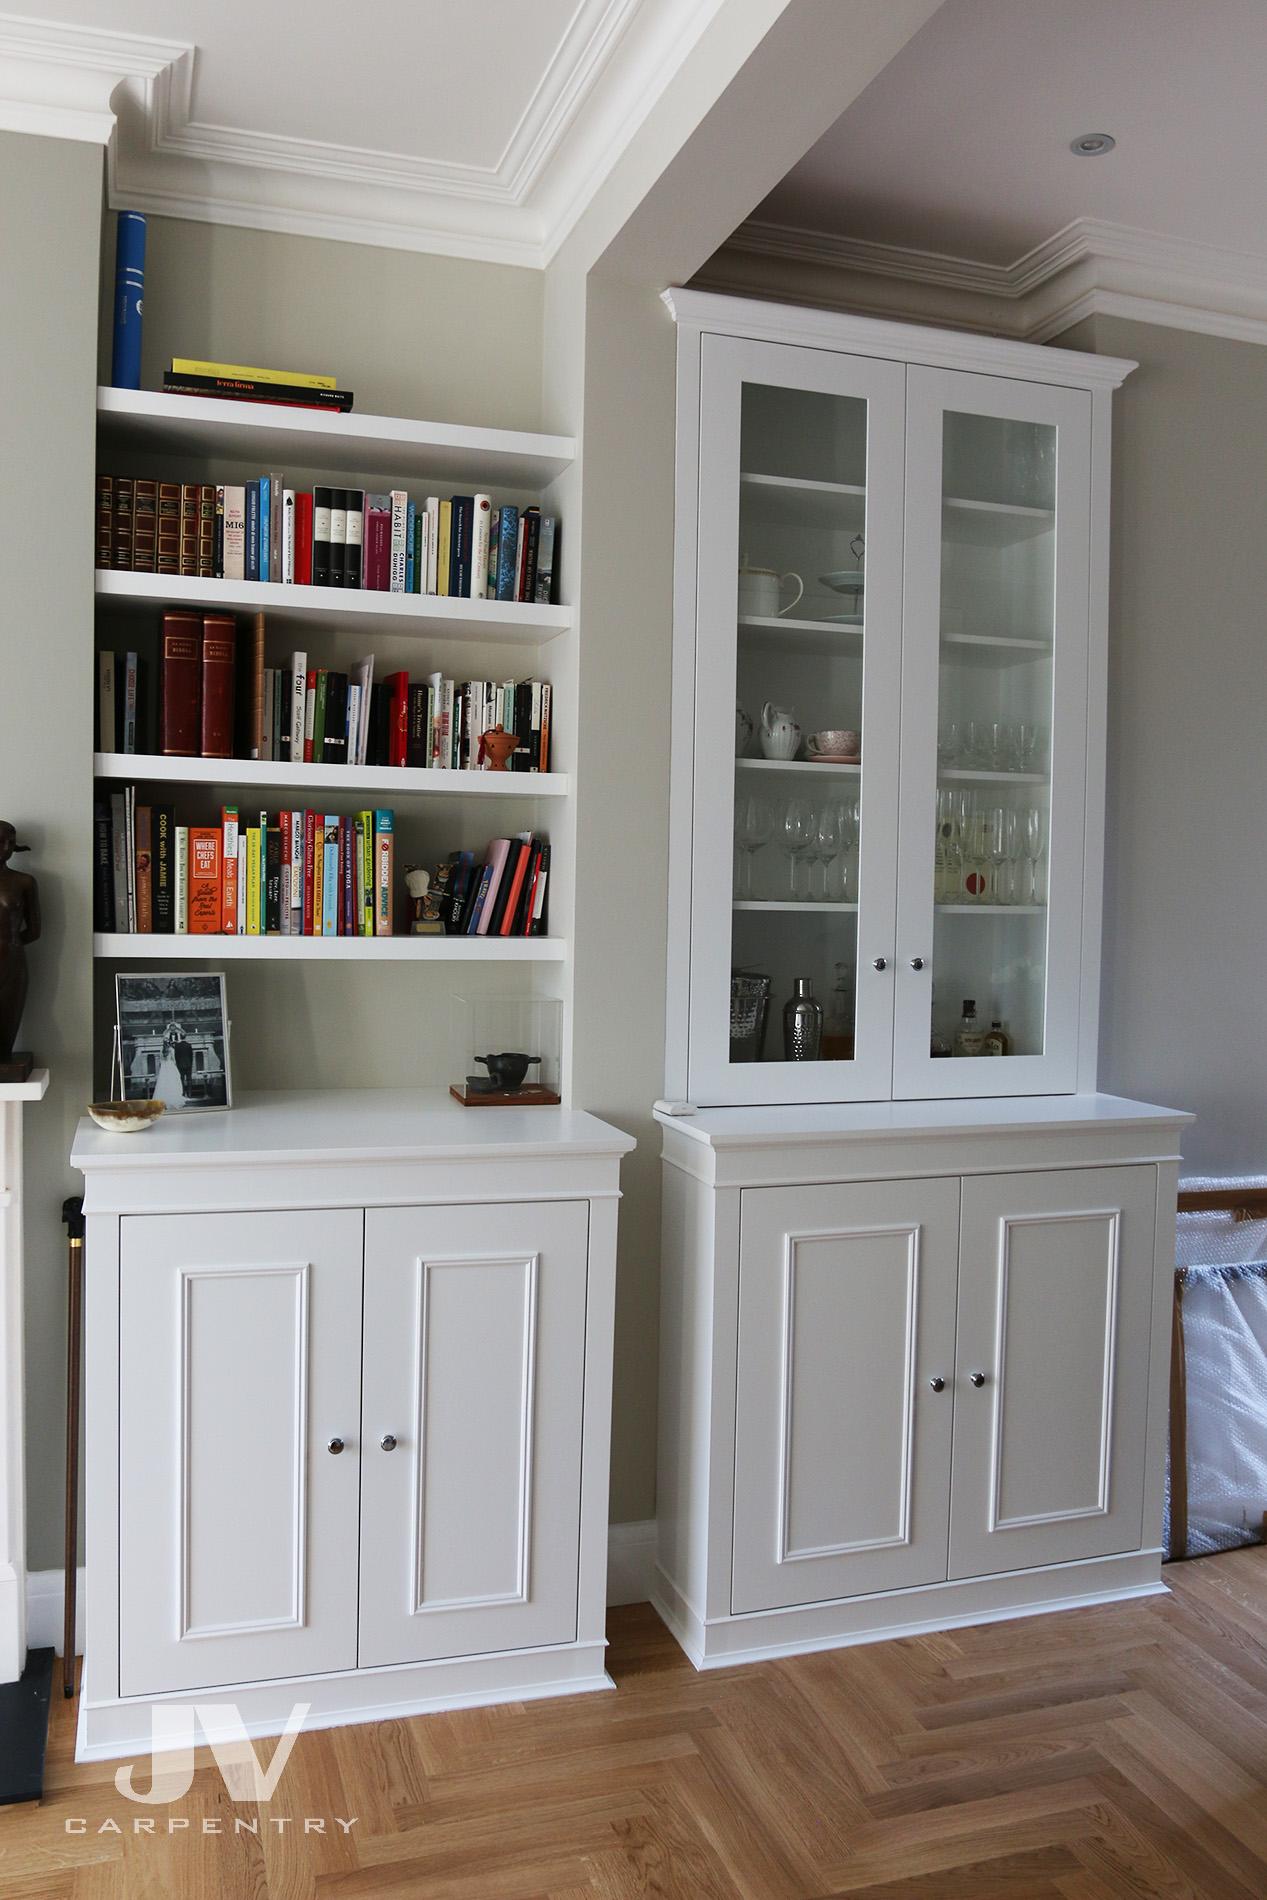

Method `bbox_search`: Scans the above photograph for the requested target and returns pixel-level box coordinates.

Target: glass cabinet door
[893,367,1092,1098]
[687,336,905,1105]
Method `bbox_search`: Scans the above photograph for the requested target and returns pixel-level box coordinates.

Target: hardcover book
[160,614,202,756]
[200,615,237,758]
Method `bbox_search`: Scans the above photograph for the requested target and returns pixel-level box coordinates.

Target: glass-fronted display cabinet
[667,296,1125,1107]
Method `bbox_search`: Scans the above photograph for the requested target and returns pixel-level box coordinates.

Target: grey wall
[0,133,102,1573]
[1063,314,1267,1174]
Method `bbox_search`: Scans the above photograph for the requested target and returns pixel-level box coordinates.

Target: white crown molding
[0,14,189,145]
[703,215,1267,348]
[0,1,723,264]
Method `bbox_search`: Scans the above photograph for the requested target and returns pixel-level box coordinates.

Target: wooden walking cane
[61,1197,84,1697]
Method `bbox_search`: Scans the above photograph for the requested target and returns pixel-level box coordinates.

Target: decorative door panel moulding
[701,215,1267,348]
[0,0,728,265]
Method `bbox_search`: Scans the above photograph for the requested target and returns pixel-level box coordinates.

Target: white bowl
[86,1099,167,1134]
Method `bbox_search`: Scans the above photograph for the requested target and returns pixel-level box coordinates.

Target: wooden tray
[449,1083,562,1108]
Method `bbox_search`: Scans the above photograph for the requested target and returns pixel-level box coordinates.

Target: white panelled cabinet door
[949,1166,1157,1578]
[359,1200,589,1667]
[118,1209,363,1698]
[732,1178,960,1613]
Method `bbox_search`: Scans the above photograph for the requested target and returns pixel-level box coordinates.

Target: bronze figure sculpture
[0,823,40,1081]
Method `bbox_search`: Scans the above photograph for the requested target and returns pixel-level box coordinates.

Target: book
[289,654,307,764]
[425,496,440,593]
[530,841,551,933]
[93,796,115,932]
[245,482,261,582]
[179,483,199,577]
[221,807,239,934]
[437,501,452,597]
[472,494,491,600]
[199,483,216,578]
[450,496,474,597]
[223,485,246,580]
[282,489,296,583]
[363,494,391,591]
[246,613,266,758]
[157,481,180,573]
[170,359,338,390]
[495,506,520,600]
[259,478,271,583]
[294,490,313,585]
[312,487,332,586]
[498,838,533,936]
[95,473,113,568]
[329,488,346,587]
[374,810,394,935]
[236,835,247,934]
[112,476,134,571]
[200,615,236,757]
[109,791,128,931]
[112,212,145,391]
[385,670,409,768]
[134,805,153,934]
[344,490,363,588]
[153,805,175,932]
[245,827,262,935]
[162,373,353,411]
[389,490,408,592]
[521,507,541,601]
[188,827,221,933]
[322,817,339,936]
[159,614,202,756]
[133,479,157,572]
[97,650,117,752]
[174,827,188,934]
[265,823,282,934]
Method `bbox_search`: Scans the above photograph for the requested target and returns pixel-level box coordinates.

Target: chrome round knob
[327,1436,345,1454]
[910,957,925,971]
[928,1376,945,1392]
[969,1372,986,1388]
[873,956,888,971]
[379,1433,397,1452]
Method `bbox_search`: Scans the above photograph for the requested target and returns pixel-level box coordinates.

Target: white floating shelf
[941,632,1053,667]
[942,497,1054,547]
[739,472,866,529]
[94,753,568,798]
[733,901,858,913]
[936,904,1045,916]
[97,387,574,489]
[736,756,861,777]
[94,933,566,963]
[739,614,864,655]
[939,767,1047,785]
[95,570,571,645]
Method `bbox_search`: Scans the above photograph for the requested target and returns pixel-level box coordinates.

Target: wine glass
[837,797,860,901]
[1024,805,1046,903]
[812,806,841,901]
[783,799,816,900]
[1003,807,1024,903]
[986,806,1008,903]
[734,795,773,900]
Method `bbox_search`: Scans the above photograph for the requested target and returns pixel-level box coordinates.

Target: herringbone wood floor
[6,1546,1267,1897]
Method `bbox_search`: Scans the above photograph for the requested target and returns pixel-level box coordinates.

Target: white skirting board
[27,1521,659,1657]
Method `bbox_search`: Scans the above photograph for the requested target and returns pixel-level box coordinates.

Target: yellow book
[171,359,337,391]
[245,828,262,936]
[437,500,452,598]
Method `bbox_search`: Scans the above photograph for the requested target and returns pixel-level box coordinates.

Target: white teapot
[736,704,754,756]
[760,702,801,760]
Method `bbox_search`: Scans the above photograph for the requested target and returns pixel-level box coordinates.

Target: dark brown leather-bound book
[112,476,134,571]
[248,613,267,759]
[179,483,199,576]
[159,612,202,756]
[96,473,113,568]
[157,482,181,574]
[134,804,153,933]
[198,483,216,578]
[200,614,237,758]
[132,479,157,572]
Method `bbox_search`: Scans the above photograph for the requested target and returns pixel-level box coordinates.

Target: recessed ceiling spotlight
[1070,132,1116,156]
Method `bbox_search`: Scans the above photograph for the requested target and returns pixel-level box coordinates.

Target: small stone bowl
[86,1099,167,1134]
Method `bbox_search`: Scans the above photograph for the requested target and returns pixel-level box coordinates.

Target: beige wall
[0,132,102,1573]
[1060,314,1267,1174]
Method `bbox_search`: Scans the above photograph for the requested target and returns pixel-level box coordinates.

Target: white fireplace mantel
[0,1070,49,1682]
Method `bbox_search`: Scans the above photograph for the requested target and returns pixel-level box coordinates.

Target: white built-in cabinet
[655,293,1191,1670]
[73,1091,634,1761]
[666,292,1129,1107]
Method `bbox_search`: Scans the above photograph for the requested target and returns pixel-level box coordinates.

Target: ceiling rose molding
[0,14,189,145]
[709,215,1267,347]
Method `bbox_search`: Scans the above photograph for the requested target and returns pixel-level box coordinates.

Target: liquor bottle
[983,1017,1010,1057]
[954,998,985,1058]
[783,977,823,1061]
[821,961,855,1061]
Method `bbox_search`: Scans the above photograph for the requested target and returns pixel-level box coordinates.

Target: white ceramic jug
[760,702,801,760]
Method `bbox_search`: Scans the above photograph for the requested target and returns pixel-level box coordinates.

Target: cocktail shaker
[783,977,822,1061]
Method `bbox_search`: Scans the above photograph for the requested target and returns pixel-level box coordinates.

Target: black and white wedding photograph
[115,972,231,1111]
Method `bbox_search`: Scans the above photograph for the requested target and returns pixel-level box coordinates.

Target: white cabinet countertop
[654,1092,1192,1149]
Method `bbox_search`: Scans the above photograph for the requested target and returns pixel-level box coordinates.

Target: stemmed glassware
[987,806,1008,903]
[1024,805,1046,903]
[783,799,816,901]
[734,794,774,900]
[811,807,842,901]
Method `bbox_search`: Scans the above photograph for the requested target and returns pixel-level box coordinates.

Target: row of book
[98,615,553,772]
[94,792,398,938]
[430,836,552,939]
[97,476,558,604]
[161,358,354,413]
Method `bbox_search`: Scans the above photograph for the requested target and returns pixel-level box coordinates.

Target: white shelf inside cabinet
[739,614,864,655]
[939,768,1048,785]
[96,387,574,489]
[733,900,858,913]
[941,632,1053,666]
[935,903,1046,916]
[94,753,567,798]
[94,933,566,962]
[942,496,1054,547]
[95,570,570,645]
[736,757,861,778]
[739,473,866,528]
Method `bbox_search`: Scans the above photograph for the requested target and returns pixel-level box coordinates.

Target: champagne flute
[783,799,816,901]
[987,806,1008,903]
[1003,806,1024,903]
[1025,805,1046,904]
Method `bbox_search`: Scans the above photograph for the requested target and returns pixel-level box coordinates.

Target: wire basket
[730,971,771,1063]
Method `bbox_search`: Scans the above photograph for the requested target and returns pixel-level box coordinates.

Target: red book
[340,816,355,935]
[302,809,317,935]
[363,498,391,590]
[294,492,314,585]
[520,846,543,938]
[384,670,409,768]
[279,810,292,931]
[159,612,202,756]
[498,840,533,935]
[179,483,199,576]
[200,614,236,758]
[188,827,222,933]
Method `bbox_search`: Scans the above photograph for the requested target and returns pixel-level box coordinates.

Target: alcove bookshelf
[93,382,579,1082]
